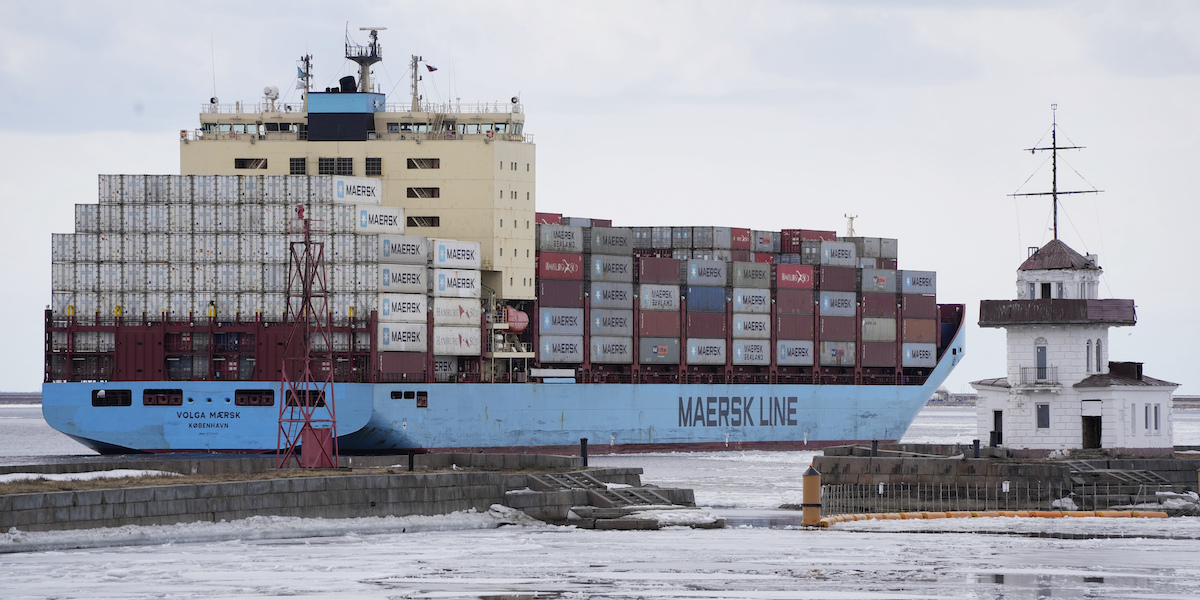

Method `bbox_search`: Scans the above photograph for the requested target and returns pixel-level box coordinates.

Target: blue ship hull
[42,321,964,454]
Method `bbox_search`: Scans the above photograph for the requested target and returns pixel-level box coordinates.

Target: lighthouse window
[1154,404,1161,431]
[1056,282,1064,299]
[318,157,336,175]
[1095,339,1102,372]
[1145,405,1151,431]
[365,157,382,176]
[1086,340,1092,372]
[1028,283,1035,299]
[1036,403,1050,429]
[336,157,353,176]
[289,157,307,175]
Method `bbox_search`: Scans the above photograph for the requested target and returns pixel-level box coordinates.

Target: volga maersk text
[43,29,965,454]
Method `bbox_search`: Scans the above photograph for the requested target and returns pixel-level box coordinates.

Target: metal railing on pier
[821,481,1181,515]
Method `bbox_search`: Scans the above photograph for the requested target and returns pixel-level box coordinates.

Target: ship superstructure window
[289,158,307,175]
[234,389,275,407]
[407,158,440,169]
[407,187,440,198]
[318,157,336,175]
[234,158,268,170]
[366,157,382,176]
[91,389,132,407]
[143,389,183,406]
[336,157,353,175]
[285,390,325,407]
[407,216,441,227]
[387,122,399,133]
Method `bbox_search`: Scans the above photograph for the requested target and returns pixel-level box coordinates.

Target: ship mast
[1010,104,1102,240]
[410,54,423,112]
[347,27,385,93]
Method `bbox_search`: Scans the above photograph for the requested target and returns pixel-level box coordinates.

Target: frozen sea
[4,404,1200,598]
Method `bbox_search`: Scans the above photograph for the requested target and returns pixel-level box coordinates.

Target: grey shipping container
[685,259,726,287]
[539,307,585,335]
[732,313,771,339]
[539,335,584,363]
[751,230,774,253]
[536,224,584,253]
[713,227,733,250]
[819,291,857,317]
[590,336,634,364]
[585,227,634,255]
[730,261,771,288]
[671,227,692,249]
[776,340,815,366]
[860,268,898,294]
[819,341,856,366]
[902,342,937,367]
[861,317,898,342]
[880,238,898,260]
[591,309,634,336]
[902,270,937,295]
[590,281,634,309]
[731,287,770,314]
[651,226,673,250]
[638,284,680,311]
[640,337,680,364]
[686,338,726,365]
[732,340,770,366]
[820,241,857,267]
[588,254,634,282]
[631,227,653,249]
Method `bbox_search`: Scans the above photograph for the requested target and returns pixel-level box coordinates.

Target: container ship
[42,30,966,454]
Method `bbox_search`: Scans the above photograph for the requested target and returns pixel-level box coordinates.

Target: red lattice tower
[277,204,338,469]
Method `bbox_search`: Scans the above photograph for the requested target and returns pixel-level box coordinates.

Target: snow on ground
[0,469,181,484]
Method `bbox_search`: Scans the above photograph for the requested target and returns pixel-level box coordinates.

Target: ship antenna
[410,54,422,112]
[348,27,386,93]
[844,213,857,237]
[1010,104,1103,241]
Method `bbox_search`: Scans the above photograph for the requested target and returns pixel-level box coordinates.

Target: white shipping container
[122,234,145,262]
[356,263,379,292]
[732,313,771,339]
[262,263,286,292]
[590,336,634,364]
[216,263,239,291]
[216,204,239,232]
[638,284,680,311]
[332,234,356,263]
[430,268,482,298]
[238,263,262,292]
[168,264,193,292]
[262,204,287,233]
[902,343,937,367]
[122,292,146,317]
[145,263,170,292]
[861,317,897,343]
[146,292,170,317]
[74,292,98,322]
[75,205,99,233]
[330,263,355,292]
[378,234,428,264]
[215,175,238,204]
[378,293,427,322]
[263,293,287,321]
[169,175,192,203]
[901,270,937,295]
[98,175,121,205]
[334,176,382,205]
[819,291,857,317]
[239,204,262,232]
[239,234,262,263]
[215,293,238,319]
[74,331,98,352]
[538,335,583,363]
[331,204,357,233]
[193,264,217,291]
[168,204,192,233]
[732,340,770,366]
[310,176,333,204]
[52,262,74,291]
[262,234,287,263]
[239,175,262,204]
[355,292,378,316]
[145,233,169,262]
[98,204,121,232]
[99,263,123,291]
[686,338,726,365]
[193,234,217,263]
[239,292,263,317]
[352,204,404,235]
[307,204,331,230]
[122,263,145,292]
[52,234,75,263]
[145,204,169,233]
[732,288,771,314]
[430,239,482,269]
[168,293,193,320]
[433,326,480,356]
[192,204,217,233]
[285,175,308,202]
[331,293,357,321]
[429,297,480,326]
[376,322,427,352]
[357,234,379,262]
[264,175,287,203]
[98,234,121,261]
[121,204,145,233]
[75,262,99,292]
[74,234,98,262]
[378,264,426,294]
[98,292,121,319]
[776,340,815,366]
[168,234,193,262]
[193,293,217,318]
[121,174,146,203]
[50,330,69,351]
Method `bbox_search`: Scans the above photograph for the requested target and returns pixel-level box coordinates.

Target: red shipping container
[639,310,681,337]
[860,342,898,367]
[537,252,585,280]
[879,259,898,270]
[780,229,803,253]
[591,218,613,228]
[637,257,681,284]
[686,312,727,338]
[775,264,815,289]
[535,212,562,225]
[902,318,937,343]
[380,351,425,374]
[753,252,776,264]
[861,292,898,318]
[901,294,938,319]
[731,228,752,250]
[817,266,857,292]
[801,229,837,241]
[819,316,857,341]
[731,250,752,262]
[538,280,585,308]
[776,314,814,340]
[776,289,814,315]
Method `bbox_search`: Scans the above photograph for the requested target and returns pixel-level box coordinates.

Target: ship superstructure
[42,29,965,454]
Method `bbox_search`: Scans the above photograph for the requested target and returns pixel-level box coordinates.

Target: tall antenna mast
[347,27,386,93]
[844,213,857,237]
[410,54,423,112]
[1010,104,1102,240]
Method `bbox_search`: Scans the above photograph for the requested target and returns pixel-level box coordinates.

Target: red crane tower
[277,203,338,469]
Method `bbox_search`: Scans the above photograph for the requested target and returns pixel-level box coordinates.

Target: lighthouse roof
[1018,239,1098,271]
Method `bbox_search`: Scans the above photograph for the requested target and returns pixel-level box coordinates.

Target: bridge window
[1095,339,1102,372]
[1086,340,1092,372]
[387,122,399,133]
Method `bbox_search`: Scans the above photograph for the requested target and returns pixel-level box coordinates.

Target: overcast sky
[2,1,1198,397]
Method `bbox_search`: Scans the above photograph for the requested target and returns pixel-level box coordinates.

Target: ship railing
[820,481,1179,516]
[200,102,304,115]
[390,101,523,115]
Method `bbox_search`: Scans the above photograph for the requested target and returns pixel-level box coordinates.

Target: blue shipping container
[686,286,727,313]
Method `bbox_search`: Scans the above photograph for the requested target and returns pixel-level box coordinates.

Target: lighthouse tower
[971,241,1176,457]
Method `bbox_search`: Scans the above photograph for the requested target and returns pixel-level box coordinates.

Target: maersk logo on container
[822,295,854,310]
[545,313,579,327]
[383,240,423,258]
[382,268,422,286]
[595,259,628,275]
[438,272,476,291]
[336,180,378,200]
[599,287,629,301]
[438,244,477,263]
[361,209,400,228]
[906,347,934,360]
[738,293,767,306]
[690,264,722,278]
[737,319,766,332]
[906,274,935,288]
[599,342,629,354]
[825,246,853,260]
[690,343,722,357]
[596,233,628,247]
[780,344,811,358]
[596,315,629,328]
[381,327,422,345]
[546,341,580,353]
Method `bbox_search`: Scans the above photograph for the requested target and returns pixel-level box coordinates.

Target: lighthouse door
[1081,400,1102,449]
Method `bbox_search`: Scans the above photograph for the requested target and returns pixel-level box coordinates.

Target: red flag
[425,64,438,72]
